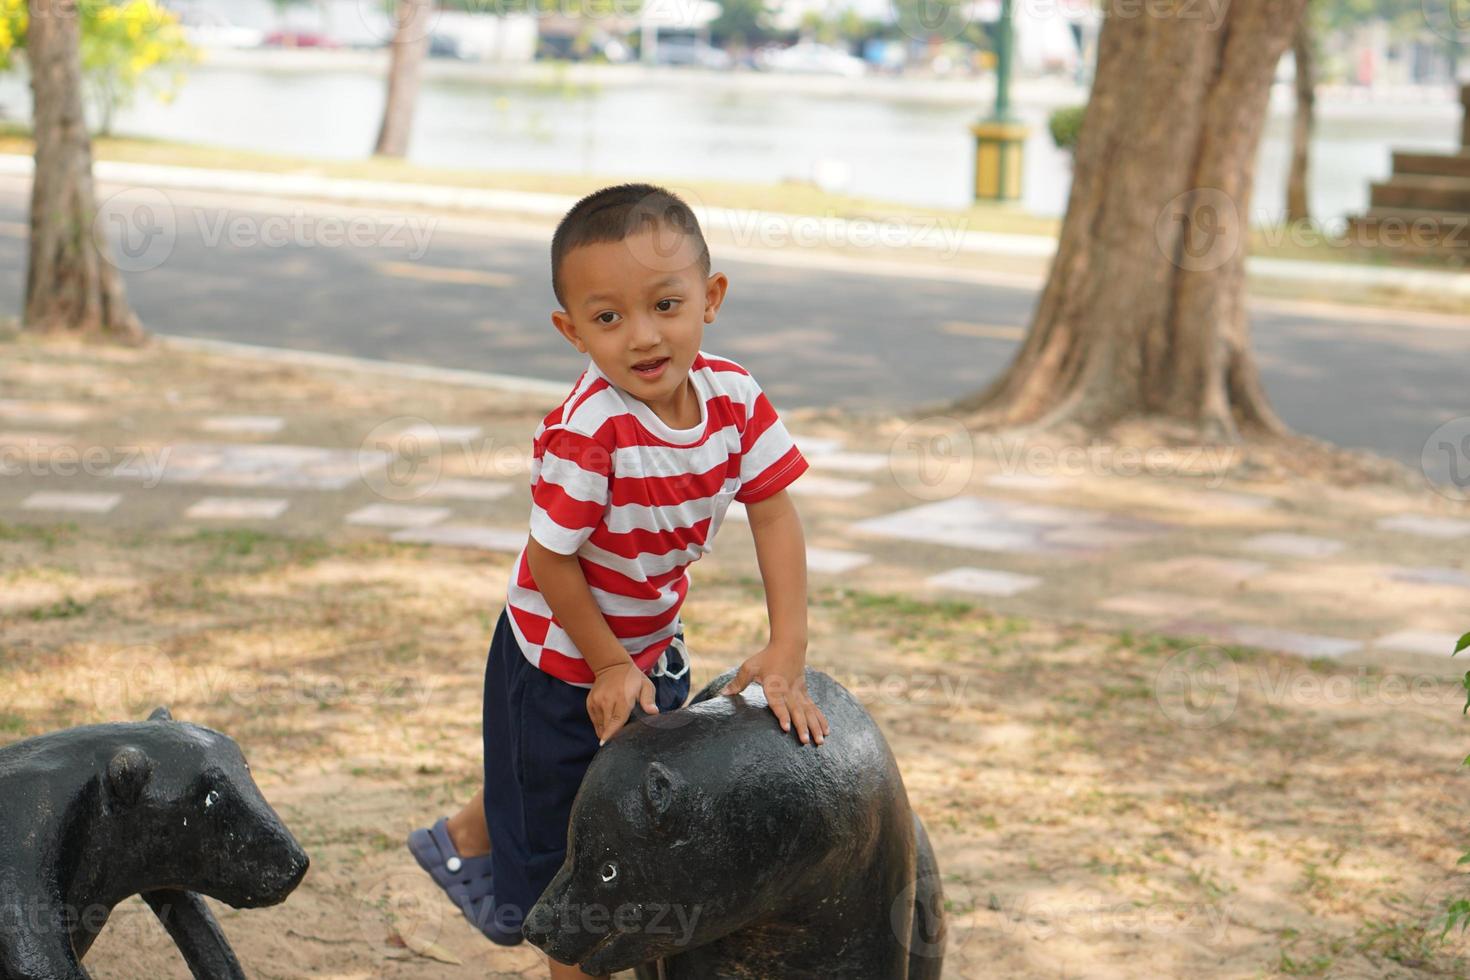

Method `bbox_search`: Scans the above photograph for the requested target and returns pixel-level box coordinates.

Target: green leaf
[1442,899,1470,940]
[1456,632,1470,656]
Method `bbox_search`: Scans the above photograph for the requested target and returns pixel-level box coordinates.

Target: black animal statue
[523,667,947,979]
[0,706,309,980]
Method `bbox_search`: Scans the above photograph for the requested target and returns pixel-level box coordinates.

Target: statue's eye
[204,790,221,809]
[599,862,618,883]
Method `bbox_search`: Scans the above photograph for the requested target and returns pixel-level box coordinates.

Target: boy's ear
[550,310,588,353]
[703,272,728,324]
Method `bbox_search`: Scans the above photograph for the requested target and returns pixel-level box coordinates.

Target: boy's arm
[525,537,657,743]
[720,489,830,746]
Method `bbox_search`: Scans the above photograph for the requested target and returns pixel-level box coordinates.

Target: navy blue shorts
[480,607,691,939]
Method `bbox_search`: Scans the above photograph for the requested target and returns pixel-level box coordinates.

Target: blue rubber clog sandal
[406,817,523,946]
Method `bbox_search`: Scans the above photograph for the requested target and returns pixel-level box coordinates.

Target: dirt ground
[1,518,1468,979]
[1,333,1469,977]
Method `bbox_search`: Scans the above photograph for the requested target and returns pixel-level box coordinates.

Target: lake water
[0,62,1459,223]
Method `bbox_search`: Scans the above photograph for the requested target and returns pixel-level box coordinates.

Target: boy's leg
[480,610,535,942]
[511,663,602,907]
[446,788,490,858]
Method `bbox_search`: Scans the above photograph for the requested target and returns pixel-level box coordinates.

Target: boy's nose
[628,323,661,350]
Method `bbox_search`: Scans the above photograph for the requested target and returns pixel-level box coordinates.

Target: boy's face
[551,226,727,412]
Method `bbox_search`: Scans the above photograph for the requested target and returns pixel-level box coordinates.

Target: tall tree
[1285,15,1315,223]
[24,0,143,341]
[960,0,1308,441]
[374,0,432,158]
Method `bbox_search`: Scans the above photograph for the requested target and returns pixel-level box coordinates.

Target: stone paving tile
[1096,592,1222,619]
[21,491,121,514]
[0,399,94,425]
[1145,556,1269,584]
[1376,514,1470,540]
[1372,630,1462,657]
[1200,491,1276,512]
[0,430,75,450]
[184,497,291,520]
[390,524,525,552]
[854,504,1044,554]
[1007,503,1106,525]
[1041,525,1158,550]
[1223,624,1362,659]
[808,451,889,474]
[926,566,1041,597]
[806,547,872,573]
[1387,566,1470,589]
[110,442,391,491]
[982,473,1066,491]
[1240,532,1345,558]
[788,475,872,499]
[198,415,285,435]
[397,423,484,445]
[855,497,1163,556]
[419,478,514,502]
[344,504,451,528]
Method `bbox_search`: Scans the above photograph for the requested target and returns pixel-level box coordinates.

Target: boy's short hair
[551,183,711,309]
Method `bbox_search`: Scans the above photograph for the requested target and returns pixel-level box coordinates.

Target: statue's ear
[147,706,173,722]
[642,761,678,824]
[106,747,153,809]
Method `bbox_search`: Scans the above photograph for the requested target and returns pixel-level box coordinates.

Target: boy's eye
[596,312,619,325]
[656,298,679,312]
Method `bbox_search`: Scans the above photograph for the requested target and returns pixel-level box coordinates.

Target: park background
[1,0,1470,976]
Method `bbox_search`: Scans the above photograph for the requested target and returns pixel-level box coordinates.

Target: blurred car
[178,9,264,49]
[262,30,340,49]
[428,33,468,59]
[538,30,633,63]
[756,41,866,77]
[654,36,733,70]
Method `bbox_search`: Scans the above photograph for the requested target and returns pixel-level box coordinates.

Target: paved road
[1,181,1466,483]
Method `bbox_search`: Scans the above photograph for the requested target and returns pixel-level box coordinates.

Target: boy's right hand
[587,661,658,745]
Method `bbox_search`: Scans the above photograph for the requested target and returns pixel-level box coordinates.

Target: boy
[408,183,829,979]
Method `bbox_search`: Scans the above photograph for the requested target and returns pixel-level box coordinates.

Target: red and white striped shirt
[505,351,808,687]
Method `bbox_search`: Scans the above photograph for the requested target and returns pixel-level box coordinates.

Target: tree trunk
[373,0,432,159]
[24,0,143,341]
[1286,16,1314,224]
[960,0,1307,442]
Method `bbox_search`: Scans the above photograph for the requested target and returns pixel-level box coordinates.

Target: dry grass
[2,517,1468,978]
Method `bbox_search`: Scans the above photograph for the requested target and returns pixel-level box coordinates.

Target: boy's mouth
[630,357,670,381]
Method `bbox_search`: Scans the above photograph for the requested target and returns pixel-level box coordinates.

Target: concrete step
[1370,174,1470,213]
[1392,150,1470,180]
[1347,207,1470,255]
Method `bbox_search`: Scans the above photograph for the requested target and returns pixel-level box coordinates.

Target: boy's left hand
[720,646,830,746]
